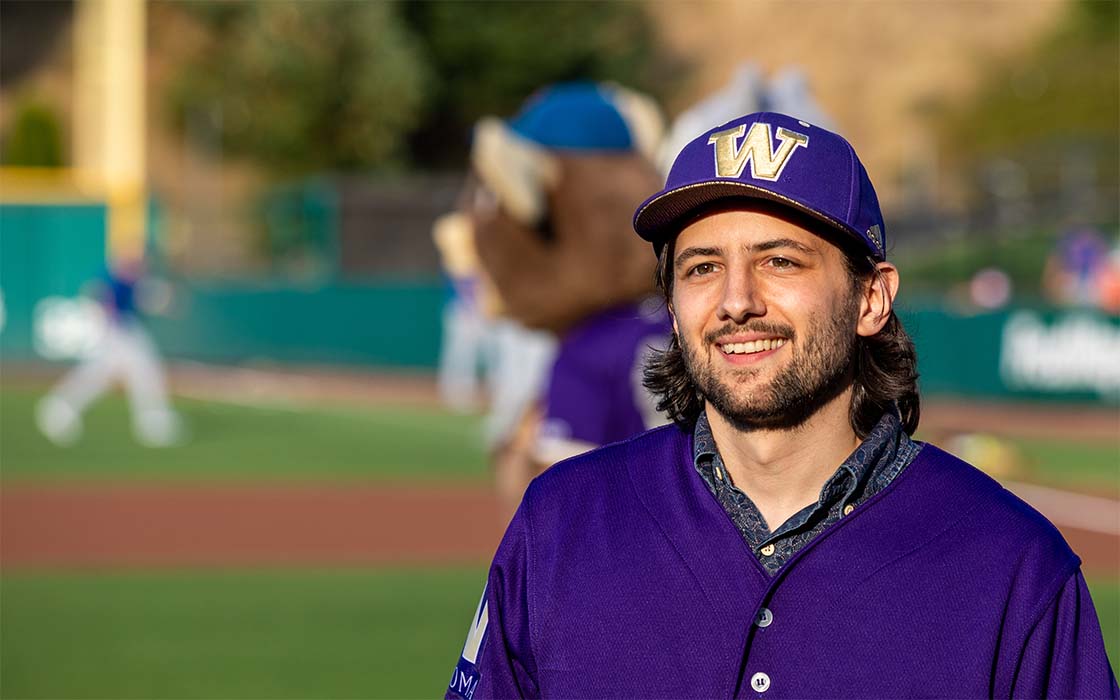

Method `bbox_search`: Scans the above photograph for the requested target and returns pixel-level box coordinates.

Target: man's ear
[667,301,679,337]
[857,262,899,338]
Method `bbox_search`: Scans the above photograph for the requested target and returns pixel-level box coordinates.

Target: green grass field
[1,568,488,699]
[2,570,1116,698]
[1009,435,1120,491]
[3,387,1117,489]
[2,385,1117,696]
[0,388,489,481]
[1096,581,1120,674]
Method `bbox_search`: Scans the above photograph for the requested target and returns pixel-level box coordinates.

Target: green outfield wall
[143,279,445,368]
[0,204,108,358]
[900,304,1119,404]
[0,204,445,369]
[2,203,1117,401]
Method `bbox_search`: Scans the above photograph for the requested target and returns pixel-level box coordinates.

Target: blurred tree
[166,1,431,175]
[2,98,65,167]
[0,1,73,85]
[401,1,683,167]
[165,0,682,174]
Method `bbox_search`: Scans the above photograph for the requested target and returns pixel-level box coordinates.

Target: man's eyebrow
[675,239,819,268]
[674,246,721,269]
[752,238,820,255]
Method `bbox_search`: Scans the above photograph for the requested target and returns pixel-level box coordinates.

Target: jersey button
[759,543,775,557]
[843,504,855,516]
[751,672,771,693]
[755,607,773,628]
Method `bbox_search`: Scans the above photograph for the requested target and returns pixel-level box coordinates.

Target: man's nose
[717,270,765,323]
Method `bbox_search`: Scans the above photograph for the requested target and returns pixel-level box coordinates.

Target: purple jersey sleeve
[1004,569,1118,698]
[446,503,538,700]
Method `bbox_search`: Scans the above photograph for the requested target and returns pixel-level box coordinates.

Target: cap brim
[634,180,863,254]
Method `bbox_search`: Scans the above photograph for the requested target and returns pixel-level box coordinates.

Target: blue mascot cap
[507,82,634,151]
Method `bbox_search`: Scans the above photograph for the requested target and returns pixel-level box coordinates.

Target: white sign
[1000,311,1120,399]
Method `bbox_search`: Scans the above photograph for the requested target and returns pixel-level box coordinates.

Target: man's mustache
[704,322,796,345]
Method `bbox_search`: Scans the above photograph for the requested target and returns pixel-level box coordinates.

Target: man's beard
[679,292,860,432]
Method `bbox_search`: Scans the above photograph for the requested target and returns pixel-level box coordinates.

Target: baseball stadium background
[1,1,1117,697]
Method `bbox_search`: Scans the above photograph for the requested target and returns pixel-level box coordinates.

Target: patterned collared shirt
[693,410,922,575]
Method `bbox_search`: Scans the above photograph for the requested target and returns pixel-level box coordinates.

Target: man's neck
[705,390,861,533]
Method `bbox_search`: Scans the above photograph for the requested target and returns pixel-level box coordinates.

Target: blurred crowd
[1043,225,1120,313]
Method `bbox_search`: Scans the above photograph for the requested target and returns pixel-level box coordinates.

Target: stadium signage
[1000,311,1120,399]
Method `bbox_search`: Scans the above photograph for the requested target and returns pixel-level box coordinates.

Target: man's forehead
[674,207,836,254]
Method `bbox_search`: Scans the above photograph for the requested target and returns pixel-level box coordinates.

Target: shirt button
[755,607,773,628]
[760,544,775,556]
[843,504,855,516]
[751,672,771,692]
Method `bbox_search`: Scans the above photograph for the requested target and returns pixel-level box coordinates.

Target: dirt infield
[920,399,1119,442]
[2,479,1116,576]
[0,482,506,570]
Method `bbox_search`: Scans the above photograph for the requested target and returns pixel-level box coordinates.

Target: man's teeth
[720,339,786,355]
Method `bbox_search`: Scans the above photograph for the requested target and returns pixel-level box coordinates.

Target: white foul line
[1003,480,1120,537]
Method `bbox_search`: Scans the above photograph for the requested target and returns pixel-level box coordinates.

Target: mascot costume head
[464,82,665,333]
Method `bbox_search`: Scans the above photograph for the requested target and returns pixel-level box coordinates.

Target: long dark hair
[642,222,921,439]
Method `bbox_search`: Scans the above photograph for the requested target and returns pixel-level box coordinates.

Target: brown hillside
[646,0,1065,211]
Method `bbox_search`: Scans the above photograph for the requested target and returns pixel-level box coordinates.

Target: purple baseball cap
[633,111,887,259]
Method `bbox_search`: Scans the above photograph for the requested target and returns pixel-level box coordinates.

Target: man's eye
[768,257,798,269]
[689,262,717,276]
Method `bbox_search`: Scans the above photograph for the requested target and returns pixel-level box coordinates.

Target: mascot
[439,82,672,508]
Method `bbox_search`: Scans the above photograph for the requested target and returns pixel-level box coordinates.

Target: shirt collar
[691,409,910,504]
[693,411,719,461]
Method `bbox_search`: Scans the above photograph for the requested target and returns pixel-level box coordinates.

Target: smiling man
[447,112,1118,699]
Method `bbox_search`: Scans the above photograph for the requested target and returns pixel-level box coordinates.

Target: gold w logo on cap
[708,123,809,181]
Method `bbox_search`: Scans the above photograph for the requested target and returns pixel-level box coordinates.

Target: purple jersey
[535,301,671,464]
[448,426,1118,699]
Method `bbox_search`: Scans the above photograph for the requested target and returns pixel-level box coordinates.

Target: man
[447,112,1118,699]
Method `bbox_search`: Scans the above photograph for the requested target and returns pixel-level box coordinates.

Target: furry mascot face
[460,83,666,334]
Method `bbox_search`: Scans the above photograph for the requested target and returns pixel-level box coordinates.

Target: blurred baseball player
[447,112,1118,698]
[36,257,182,447]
